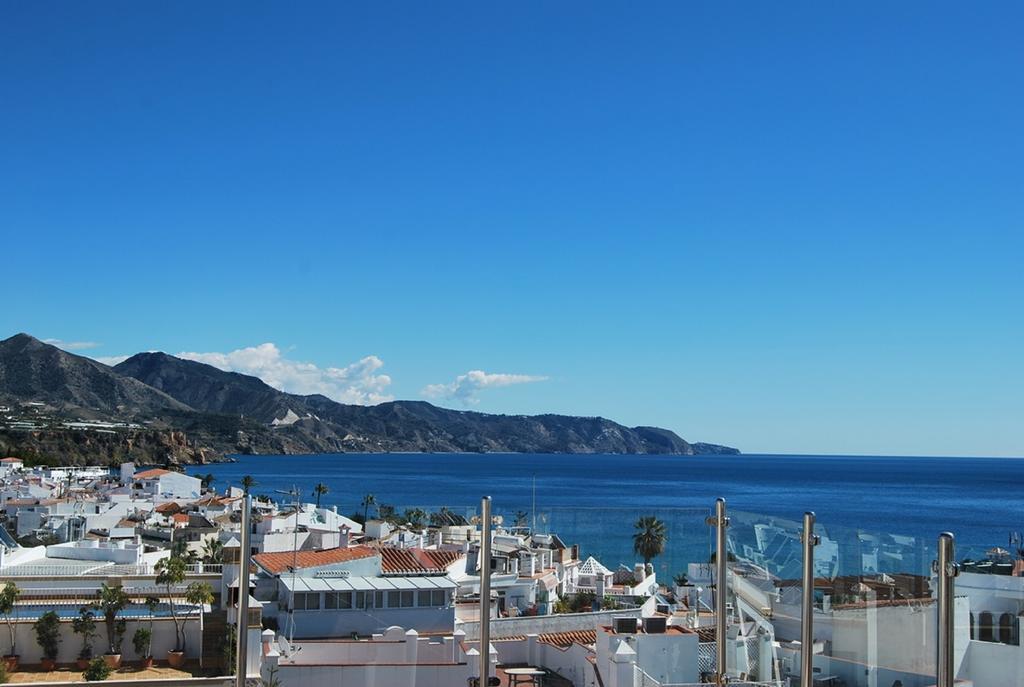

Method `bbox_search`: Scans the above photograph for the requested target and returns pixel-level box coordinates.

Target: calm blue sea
[190,453,1024,579]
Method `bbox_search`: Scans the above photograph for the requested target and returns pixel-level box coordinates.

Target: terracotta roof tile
[539,629,597,648]
[155,502,182,514]
[134,468,172,479]
[380,547,463,575]
[254,546,377,575]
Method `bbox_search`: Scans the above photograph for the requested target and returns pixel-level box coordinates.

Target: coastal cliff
[0,333,739,463]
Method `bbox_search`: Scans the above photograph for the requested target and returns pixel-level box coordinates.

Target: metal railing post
[235,494,252,687]
[936,532,959,687]
[800,512,819,687]
[479,496,492,687]
[705,498,730,686]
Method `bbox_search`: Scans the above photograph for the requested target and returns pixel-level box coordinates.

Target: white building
[131,467,202,500]
[261,625,475,687]
[253,545,460,639]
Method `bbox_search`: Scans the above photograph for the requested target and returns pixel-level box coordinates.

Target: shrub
[33,611,61,661]
[72,606,98,660]
[132,628,152,659]
[83,657,112,681]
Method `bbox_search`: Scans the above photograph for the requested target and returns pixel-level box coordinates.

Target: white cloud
[177,343,393,405]
[422,370,548,405]
[45,338,101,351]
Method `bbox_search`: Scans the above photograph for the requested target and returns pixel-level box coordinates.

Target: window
[999,613,1015,644]
[374,591,384,608]
[355,591,367,609]
[431,589,447,607]
[294,592,320,611]
[325,592,352,610]
[401,590,414,607]
[979,611,994,642]
[387,591,401,608]
[417,590,432,607]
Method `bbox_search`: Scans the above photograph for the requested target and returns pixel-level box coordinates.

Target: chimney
[634,563,645,583]
[339,524,350,548]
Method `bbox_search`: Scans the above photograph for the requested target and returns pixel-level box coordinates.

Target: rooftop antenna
[276,485,301,644]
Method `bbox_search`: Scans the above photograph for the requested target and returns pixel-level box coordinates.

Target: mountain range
[0,333,738,464]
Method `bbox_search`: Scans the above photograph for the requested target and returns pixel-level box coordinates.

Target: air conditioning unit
[613,617,638,634]
[643,617,667,634]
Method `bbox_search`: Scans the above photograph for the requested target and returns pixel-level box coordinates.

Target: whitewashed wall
[2,616,202,665]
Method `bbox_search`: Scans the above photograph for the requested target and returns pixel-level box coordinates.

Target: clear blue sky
[2,2,1021,456]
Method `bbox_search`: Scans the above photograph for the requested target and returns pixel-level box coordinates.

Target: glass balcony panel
[725,509,805,684]
[803,518,936,687]
[955,536,1024,687]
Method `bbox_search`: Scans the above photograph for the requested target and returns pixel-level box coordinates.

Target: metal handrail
[479,495,492,687]
[936,532,958,687]
[235,493,252,687]
[706,498,730,686]
[799,512,819,687]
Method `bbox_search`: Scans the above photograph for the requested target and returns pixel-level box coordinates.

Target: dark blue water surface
[191,453,1024,579]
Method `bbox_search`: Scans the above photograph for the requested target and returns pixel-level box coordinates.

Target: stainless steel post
[479,496,492,687]
[800,512,819,687]
[936,532,958,687]
[705,498,730,686]
[235,494,252,687]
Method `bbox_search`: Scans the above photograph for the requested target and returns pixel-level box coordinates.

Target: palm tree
[403,508,428,528]
[170,537,198,564]
[633,516,667,565]
[200,474,215,491]
[313,483,329,508]
[156,556,209,654]
[240,475,257,495]
[201,538,224,564]
[360,493,376,523]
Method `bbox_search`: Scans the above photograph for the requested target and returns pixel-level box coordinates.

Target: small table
[505,667,546,686]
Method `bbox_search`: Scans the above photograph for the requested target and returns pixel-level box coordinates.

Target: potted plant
[144,596,159,662]
[72,606,98,670]
[132,628,153,669]
[156,553,217,669]
[33,610,61,671]
[97,583,129,669]
[83,655,112,682]
[0,581,20,671]
[156,556,186,667]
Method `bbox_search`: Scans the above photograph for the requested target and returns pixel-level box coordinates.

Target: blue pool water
[191,453,1024,578]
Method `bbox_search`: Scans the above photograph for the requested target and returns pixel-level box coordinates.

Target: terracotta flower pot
[77,657,91,670]
[3,655,18,671]
[41,657,57,671]
[103,653,122,669]
[167,649,185,668]
[140,656,154,669]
